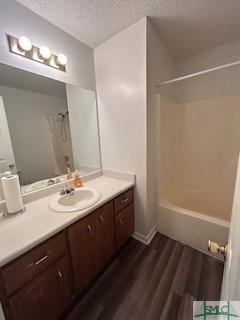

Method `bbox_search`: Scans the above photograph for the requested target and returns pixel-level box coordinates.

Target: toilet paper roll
[0,171,11,201]
[1,175,24,214]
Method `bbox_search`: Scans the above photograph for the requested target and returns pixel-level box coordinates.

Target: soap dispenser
[73,172,83,188]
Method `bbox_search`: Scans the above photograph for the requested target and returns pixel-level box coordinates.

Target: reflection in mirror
[0,63,101,199]
[66,85,100,173]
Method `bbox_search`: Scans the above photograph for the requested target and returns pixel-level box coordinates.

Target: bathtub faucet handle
[208,240,228,260]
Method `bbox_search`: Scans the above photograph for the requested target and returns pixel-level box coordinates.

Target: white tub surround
[0,173,135,267]
[157,202,229,260]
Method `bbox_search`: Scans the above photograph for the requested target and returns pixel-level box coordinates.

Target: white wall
[0,0,95,90]
[95,18,149,236]
[66,85,101,171]
[176,38,240,76]
[0,85,66,184]
[95,18,175,239]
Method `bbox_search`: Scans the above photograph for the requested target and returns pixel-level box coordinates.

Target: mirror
[0,63,101,199]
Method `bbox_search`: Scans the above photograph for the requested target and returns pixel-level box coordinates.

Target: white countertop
[0,175,134,267]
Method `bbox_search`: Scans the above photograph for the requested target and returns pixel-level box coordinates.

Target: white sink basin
[49,187,101,213]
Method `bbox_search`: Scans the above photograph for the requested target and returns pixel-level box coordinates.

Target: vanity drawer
[1,231,67,297]
[114,189,133,213]
[115,204,134,250]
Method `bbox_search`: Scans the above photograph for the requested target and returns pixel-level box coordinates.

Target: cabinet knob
[119,218,124,226]
[100,215,104,223]
[120,198,129,204]
[88,225,92,234]
[57,269,63,281]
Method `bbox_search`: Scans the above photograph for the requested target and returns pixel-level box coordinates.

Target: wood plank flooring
[65,233,223,320]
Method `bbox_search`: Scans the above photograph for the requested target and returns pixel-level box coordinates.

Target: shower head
[61,110,68,116]
[57,110,69,121]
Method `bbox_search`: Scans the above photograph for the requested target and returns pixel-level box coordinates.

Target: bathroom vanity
[0,175,134,320]
[0,61,131,319]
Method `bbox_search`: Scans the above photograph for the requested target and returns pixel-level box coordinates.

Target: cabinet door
[9,255,73,320]
[2,231,67,297]
[95,201,115,270]
[68,212,97,293]
[115,204,134,250]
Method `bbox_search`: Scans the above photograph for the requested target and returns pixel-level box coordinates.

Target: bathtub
[157,201,229,260]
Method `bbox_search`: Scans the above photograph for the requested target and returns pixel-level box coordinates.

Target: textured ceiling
[16,0,240,59]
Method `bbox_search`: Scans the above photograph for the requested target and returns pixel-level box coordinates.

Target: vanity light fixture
[56,53,67,66]
[7,34,67,72]
[18,36,32,52]
[39,46,51,60]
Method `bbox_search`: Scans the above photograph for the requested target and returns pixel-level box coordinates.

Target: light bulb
[39,46,51,59]
[18,36,32,52]
[57,53,67,66]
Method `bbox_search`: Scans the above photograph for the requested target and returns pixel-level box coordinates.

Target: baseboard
[132,225,157,245]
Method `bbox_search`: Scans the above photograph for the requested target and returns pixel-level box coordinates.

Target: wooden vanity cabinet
[68,189,134,294]
[0,231,73,320]
[0,188,134,320]
[95,201,116,271]
[1,231,68,297]
[8,255,72,320]
[68,201,115,293]
[114,189,134,250]
[115,204,134,250]
[114,188,133,213]
[67,209,98,293]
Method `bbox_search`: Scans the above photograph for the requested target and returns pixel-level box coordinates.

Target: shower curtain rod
[156,60,240,87]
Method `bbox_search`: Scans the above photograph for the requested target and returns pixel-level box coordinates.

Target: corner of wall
[146,18,176,238]
[94,18,149,238]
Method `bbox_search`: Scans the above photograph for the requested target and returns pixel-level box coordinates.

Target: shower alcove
[157,62,240,255]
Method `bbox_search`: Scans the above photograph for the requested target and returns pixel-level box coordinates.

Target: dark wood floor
[65,233,223,320]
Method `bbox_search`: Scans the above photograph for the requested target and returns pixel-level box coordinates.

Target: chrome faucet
[60,184,75,196]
